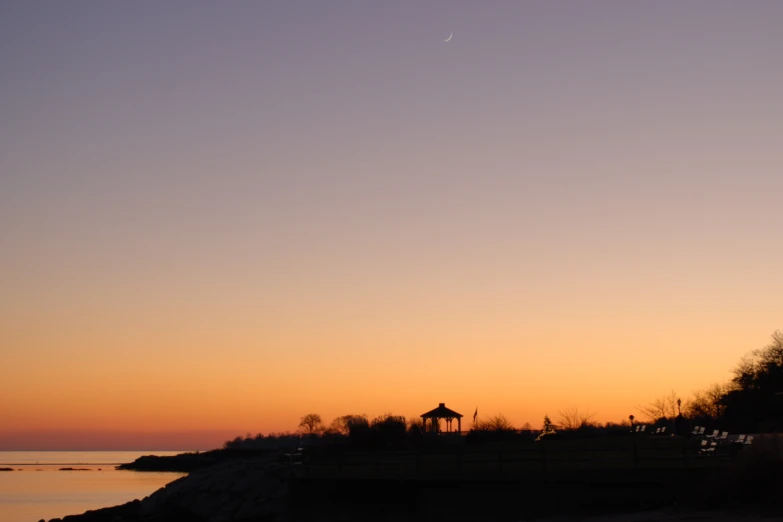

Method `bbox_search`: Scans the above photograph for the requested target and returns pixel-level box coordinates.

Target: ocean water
[0,451,187,522]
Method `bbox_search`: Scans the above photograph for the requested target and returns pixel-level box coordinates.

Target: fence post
[633,442,639,468]
[338,451,343,475]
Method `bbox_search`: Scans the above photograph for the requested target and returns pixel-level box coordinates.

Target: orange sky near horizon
[2,315,777,449]
[2,2,783,450]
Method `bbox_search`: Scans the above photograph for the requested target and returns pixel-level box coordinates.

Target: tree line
[224,330,782,450]
[639,330,783,433]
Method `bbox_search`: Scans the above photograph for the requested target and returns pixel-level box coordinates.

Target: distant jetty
[117,447,276,472]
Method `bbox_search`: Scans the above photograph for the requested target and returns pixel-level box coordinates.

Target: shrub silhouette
[406,417,425,441]
[467,413,517,443]
[222,432,301,450]
[328,414,367,436]
[536,415,557,441]
[370,413,407,449]
[473,414,514,432]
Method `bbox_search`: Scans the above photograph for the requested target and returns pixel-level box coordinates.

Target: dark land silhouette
[49,331,783,521]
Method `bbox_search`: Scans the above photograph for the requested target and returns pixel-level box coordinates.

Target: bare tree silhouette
[298,413,323,435]
[474,414,514,432]
[638,390,679,420]
[557,407,596,430]
[685,383,727,420]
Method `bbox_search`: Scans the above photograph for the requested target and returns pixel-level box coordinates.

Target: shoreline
[43,446,783,522]
[116,447,278,472]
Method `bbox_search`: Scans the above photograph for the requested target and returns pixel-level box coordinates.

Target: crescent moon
[444,33,452,42]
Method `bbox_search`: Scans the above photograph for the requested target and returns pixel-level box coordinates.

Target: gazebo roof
[421,403,463,419]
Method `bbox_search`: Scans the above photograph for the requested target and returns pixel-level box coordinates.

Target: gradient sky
[1,1,782,450]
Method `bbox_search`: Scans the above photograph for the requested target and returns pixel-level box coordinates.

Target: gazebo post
[458,417,461,433]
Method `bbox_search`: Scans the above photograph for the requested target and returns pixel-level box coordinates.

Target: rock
[212,499,240,522]
[50,455,295,522]
[189,493,219,519]
[232,497,260,520]
[229,477,251,493]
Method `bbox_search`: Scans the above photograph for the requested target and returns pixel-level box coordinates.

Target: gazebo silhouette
[421,402,463,433]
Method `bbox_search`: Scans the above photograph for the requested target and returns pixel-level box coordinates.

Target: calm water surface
[0,451,187,522]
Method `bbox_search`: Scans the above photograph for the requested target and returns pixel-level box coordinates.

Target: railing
[299,439,738,480]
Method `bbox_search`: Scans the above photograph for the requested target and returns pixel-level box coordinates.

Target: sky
[1,1,782,450]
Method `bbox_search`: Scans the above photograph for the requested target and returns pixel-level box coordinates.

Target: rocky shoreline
[40,462,783,522]
[40,444,783,522]
[45,455,294,522]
